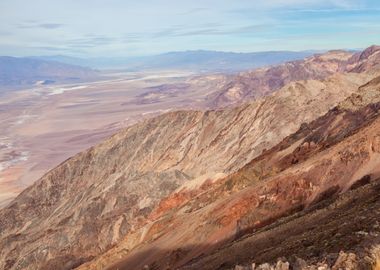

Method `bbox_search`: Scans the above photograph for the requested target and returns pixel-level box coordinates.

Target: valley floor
[0,70,213,207]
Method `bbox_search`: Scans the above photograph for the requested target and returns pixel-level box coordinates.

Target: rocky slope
[0,46,380,270]
[77,72,380,270]
[208,45,380,108]
[141,48,358,109]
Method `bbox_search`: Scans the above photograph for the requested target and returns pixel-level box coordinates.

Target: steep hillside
[118,49,358,110]
[178,74,380,270]
[81,65,380,270]
[0,46,379,270]
[209,46,380,108]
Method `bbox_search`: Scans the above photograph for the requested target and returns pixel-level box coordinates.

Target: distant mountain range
[0,50,318,90]
[31,50,317,71]
[0,56,98,90]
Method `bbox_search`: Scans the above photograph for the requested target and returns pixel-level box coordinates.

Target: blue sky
[0,0,379,57]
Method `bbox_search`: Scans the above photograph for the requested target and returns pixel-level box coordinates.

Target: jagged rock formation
[1,46,380,270]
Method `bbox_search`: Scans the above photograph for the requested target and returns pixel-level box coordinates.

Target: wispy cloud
[32,46,75,52]
[0,0,379,57]
[38,23,63,29]
[66,36,117,48]
[150,23,271,38]
[248,0,361,9]
[0,30,12,36]
[281,7,380,13]
[17,21,64,29]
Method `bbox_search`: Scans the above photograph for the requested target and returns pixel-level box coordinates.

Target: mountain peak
[358,44,380,61]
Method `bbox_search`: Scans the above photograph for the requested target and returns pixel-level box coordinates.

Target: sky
[0,0,379,57]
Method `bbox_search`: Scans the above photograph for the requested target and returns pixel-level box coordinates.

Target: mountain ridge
[81,57,380,270]
[0,56,99,90]
[1,46,380,270]
[29,50,316,71]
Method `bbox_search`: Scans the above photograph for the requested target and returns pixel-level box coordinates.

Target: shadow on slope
[105,178,380,270]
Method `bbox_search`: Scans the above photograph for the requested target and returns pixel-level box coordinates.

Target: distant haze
[0,56,98,90]
[30,50,316,70]
[0,50,316,89]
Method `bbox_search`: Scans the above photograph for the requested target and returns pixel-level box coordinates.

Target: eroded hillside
[1,46,380,270]
[78,72,380,270]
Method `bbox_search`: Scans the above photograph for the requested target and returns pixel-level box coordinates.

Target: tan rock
[275,260,290,270]
[256,263,274,270]
[332,251,359,270]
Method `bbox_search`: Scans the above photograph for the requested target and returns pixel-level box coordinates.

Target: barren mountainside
[149,48,360,109]
[207,49,355,107]
[1,46,380,270]
[78,69,380,270]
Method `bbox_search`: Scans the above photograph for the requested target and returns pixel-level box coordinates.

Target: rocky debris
[233,260,294,270]
[275,261,290,270]
[369,246,380,270]
[255,263,274,270]
[331,251,359,270]
[233,252,359,270]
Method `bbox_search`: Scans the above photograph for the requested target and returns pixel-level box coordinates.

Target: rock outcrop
[232,251,360,270]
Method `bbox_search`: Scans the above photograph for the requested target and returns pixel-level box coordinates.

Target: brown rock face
[1,46,380,270]
[347,45,380,73]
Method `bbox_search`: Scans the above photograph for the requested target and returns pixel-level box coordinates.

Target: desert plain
[0,70,225,207]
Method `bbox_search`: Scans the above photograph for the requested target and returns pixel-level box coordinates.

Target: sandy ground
[0,70,222,207]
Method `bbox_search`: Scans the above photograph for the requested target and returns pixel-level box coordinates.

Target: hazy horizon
[1,48,330,59]
[0,0,379,58]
